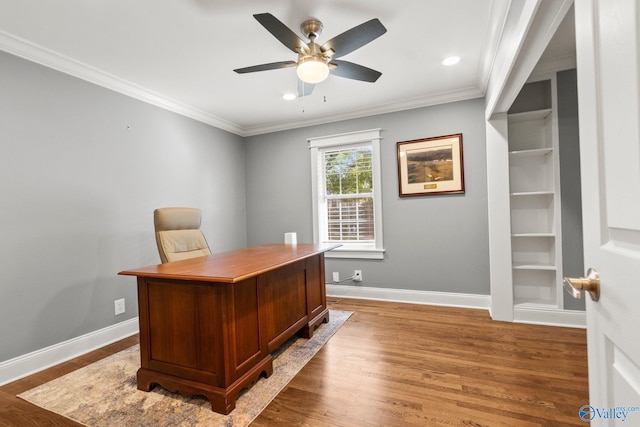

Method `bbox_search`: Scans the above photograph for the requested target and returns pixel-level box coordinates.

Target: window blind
[323,146,374,242]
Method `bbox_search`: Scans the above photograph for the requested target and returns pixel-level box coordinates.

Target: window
[309,129,384,259]
[325,146,374,242]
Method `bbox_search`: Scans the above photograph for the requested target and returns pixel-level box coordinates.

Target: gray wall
[1,50,491,365]
[557,69,585,311]
[0,51,247,361]
[245,98,490,295]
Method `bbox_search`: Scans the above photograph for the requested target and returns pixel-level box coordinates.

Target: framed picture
[397,133,464,197]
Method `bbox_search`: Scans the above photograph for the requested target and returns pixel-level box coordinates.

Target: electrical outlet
[353,270,362,282]
[332,272,340,282]
[114,299,125,315]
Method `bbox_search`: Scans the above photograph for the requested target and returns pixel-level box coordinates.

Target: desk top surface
[119,243,340,283]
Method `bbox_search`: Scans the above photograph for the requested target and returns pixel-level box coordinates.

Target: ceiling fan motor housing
[300,19,323,40]
[297,19,333,72]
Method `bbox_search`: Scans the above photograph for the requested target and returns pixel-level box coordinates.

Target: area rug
[18,310,352,427]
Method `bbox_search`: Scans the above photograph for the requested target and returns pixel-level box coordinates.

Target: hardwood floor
[0,336,139,427]
[253,299,589,426]
[0,298,588,426]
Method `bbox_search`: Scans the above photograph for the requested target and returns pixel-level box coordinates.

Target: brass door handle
[563,268,600,301]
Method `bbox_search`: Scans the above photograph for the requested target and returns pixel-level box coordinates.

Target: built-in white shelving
[508,88,563,309]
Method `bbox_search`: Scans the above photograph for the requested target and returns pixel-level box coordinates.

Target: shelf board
[508,108,552,123]
[509,147,553,157]
[514,300,559,310]
[513,263,556,271]
[511,233,555,238]
[510,191,554,197]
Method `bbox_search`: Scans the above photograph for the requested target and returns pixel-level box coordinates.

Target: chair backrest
[154,207,211,263]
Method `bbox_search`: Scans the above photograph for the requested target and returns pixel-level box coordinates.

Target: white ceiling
[1,0,519,136]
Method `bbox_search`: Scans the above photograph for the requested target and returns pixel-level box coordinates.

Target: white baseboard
[0,318,139,386]
[514,306,586,328]
[327,284,491,311]
[0,290,586,387]
[327,284,586,328]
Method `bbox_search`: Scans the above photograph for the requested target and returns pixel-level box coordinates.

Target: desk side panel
[259,261,308,352]
[143,279,223,385]
[229,278,265,379]
[305,254,327,321]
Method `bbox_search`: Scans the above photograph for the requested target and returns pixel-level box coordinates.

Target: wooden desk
[119,243,338,414]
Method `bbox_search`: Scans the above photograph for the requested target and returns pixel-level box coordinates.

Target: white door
[574,0,640,425]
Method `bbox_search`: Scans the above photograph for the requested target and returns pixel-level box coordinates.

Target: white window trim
[309,129,385,259]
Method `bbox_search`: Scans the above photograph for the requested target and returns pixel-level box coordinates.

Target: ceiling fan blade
[331,60,382,82]
[253,13,308,54]
[298,80,315,97]
[234,61,296,74]
[322,18,387,59]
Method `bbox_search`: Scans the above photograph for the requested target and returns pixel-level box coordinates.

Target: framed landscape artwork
[397,133,465,197]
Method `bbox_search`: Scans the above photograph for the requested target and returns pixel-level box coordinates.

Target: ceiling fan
[233,13,387,97]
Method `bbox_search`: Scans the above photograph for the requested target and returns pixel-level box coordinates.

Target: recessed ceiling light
[282,93,296,101]
[442,56,461,66]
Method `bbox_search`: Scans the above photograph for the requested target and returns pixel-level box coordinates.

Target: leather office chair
[154,207,211,263]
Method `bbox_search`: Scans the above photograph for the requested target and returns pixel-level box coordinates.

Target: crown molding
[1,30,486,138]
[477,0,512,94]
[0,30,244,136]
[242,86,484,136]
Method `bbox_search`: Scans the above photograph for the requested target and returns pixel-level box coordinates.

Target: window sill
[325,247,385,260]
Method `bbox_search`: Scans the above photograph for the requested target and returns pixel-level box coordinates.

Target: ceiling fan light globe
[297,57,330,84]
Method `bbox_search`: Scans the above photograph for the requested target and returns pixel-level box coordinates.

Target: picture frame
[397,133,464,197]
